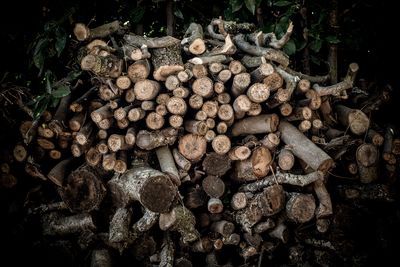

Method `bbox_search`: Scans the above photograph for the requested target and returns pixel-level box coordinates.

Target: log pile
[11,19,398,266]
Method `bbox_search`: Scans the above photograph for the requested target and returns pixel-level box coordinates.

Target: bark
[356,143,379,183]
[202,152,231,176]
[240,170,324,192]
[231,114,279,136]
[233,34,289,67]
[279,121,334,172]
[156,145,180,186]
[47,158,73,187]
[42,212,95,236]
[235,185,285,233]
[159,205,199,243]
[335,105,369,135]
[136,127,178,150]
[182,23,206,55]
[286,193,316,223]
[108,161,176,213]
[60,164,107,212]
[151,41,184,81]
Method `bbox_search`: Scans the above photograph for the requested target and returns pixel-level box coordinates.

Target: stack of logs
[10,19,399,266]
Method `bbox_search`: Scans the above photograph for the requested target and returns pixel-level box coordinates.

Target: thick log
[182,23,206,55]
[356,143,379,183]
[151,41,184,81]
[108,161,176,213]
[60,164,107,213]
[279,121,334,172]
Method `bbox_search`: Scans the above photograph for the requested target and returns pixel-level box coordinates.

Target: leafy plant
[28,21,67,77]
[28,70,80,120]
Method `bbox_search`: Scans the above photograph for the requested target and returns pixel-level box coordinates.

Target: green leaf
[230,0,243,12]
[55,28,67,57]
[274,0,292,7]
[283,39,296,55]
[325,35,340,44]
[51,85,71,98]
[33,96,50,120]
[309,39,322,52]
[33,51,45,73]
[130,6,145,23]
[245,0,256,15]
[66,71,82,81]
[174,8,184,20]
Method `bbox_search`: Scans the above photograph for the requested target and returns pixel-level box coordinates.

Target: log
[151,40,184,81]
[159,205,199,243]
[136,128,178,150]
[182,23,206,55]
[247,83,270,103]
[127,59,151,83]
[335,105,369,135]
[279,121,334,172]
[74,20,122,41]
[178,134,207,162]
[278,148,295,171]
[202,152,231,176]
[251,146,272,177]
[60,164,107,213]
[286,193,316,223]
[202,175,225,198]
[156,145,180,186]
[192,77,214,98]
[108,161,176,213]
[231,73,251,96]
[356,143,379,183]
[231,114,279,136]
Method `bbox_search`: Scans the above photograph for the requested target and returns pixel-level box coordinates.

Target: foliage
[28,21,67,77]
[27,70,80,120]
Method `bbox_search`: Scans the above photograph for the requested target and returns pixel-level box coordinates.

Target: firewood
[278,148,295,171]
[208,198,224,214]
[366,128,384,146]
[251,63,274,82]
[136,128,178,150]
[122,44,150,61]
[269,221,289,243]
[108,134,132,152]
[37,138,55,150]
[195,110,207,121]
[241,170,324,192]
[228,146,251,161]
[178,134,207,162]
[202,152,231,177]
[232,95,251,119]
[74,20,122,41]
[335,105,369,135]
[247,82,270,103]
[184,120,208,135]
[356,143,379,183]
[49,94,72,135]
[231,73,251,96]
[141,100,155,111]
[313,63,359,97]
[279,121,334,172]
[217,69,232,83]
[233,34,289,67]
[205,130,216,142]
[254,219,275,234]
[177,69,193,83]
[13,144,27,162]
[192,64,208,78]
[296,79,311,94]
[286,107,312,121]
[189,94,204,110]
[286,193,316,223]
[151,40,184,81]
[202,175,225,198]
[193,77,214,98]
[133,79,160,101]
[108,160,176,213]
[212,135,231,155]
[127,107,145,122]
[169,115,184,129]
[81,54,122,78]
[98,118,114,130]
[202,100,219,118]
[232,114,279,136]
[173,87,190,98]
[209,62,224,75]
[49,149,62,160]
[101,152,117,171]
[265,88,290,109]
[214,82,225,94]
[260,132,280,152]
[235,185,285,233]
[38,125,55,138]
[60,164,107,212]
[146,112,165,130]
[383,126,395,162]
[251,146,272,177]
[76,121,94,145]
[42,212,96,236]
[156,145,180,185]
[159,205,199,243]
[231,192,247,210]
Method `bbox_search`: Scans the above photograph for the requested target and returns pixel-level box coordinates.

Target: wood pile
[7,18,398,266]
